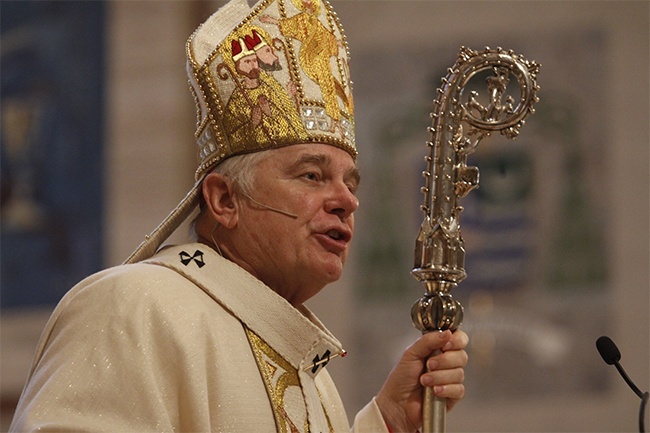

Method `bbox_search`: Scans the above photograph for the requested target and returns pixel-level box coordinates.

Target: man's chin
[318,259,345,284]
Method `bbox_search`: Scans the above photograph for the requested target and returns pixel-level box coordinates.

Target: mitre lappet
[126,0,356,264]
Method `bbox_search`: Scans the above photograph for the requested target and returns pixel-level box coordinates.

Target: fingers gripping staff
[410,46,540,433]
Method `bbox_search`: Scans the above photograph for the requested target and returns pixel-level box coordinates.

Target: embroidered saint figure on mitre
[219,26,309,149]
[260,0,354,131]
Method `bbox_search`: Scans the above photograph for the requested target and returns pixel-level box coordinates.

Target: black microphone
[596,335,621,365]
[596,335,649,433]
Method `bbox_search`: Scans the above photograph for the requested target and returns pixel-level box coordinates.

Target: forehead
[265,144,357,171]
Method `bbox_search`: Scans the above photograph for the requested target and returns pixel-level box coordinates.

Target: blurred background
[1,1,648,431]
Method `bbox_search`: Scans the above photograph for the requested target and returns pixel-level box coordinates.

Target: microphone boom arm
[596,335,649,433]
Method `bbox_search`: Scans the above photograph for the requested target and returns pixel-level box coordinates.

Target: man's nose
[325,182,359,219]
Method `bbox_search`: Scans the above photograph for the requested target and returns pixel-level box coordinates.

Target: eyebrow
[290,152,361,187]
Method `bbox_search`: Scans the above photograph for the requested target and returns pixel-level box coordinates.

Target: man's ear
[202,173,239,229]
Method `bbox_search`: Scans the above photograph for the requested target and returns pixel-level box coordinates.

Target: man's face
[256,45,282,71]
[235,53,260,79]
[230,144,360,306]
[302,0,317,14]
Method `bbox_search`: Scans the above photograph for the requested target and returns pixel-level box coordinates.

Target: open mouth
[315,228,351,255]
[324,227,351,244]
[327,229,342,240]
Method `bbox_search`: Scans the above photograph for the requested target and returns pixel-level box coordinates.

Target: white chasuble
[10,243,388,432]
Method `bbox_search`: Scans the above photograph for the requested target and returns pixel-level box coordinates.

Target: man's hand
[375,329,469,433]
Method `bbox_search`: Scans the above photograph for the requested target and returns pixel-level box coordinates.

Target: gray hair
[190,151,267,238]
[209,151,267,196]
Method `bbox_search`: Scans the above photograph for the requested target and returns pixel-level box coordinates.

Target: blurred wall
[327,2,649,432]
[104,1,202,265]
[2,1,648,432]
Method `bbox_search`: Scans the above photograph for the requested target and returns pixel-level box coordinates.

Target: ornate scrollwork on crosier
[410,44,540,433]
[412,46,540,307]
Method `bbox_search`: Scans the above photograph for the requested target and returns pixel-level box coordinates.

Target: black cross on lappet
[311,350,331,374]
[179,250,205,268]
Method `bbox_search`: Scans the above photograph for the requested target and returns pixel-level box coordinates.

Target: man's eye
[303,172,319,181]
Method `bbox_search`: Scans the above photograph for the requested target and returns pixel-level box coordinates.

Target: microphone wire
[640,391,649,433]
[612,353,648,433]
[614,361,645,399]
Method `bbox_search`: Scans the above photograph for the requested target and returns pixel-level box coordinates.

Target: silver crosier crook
[410,46,540,433]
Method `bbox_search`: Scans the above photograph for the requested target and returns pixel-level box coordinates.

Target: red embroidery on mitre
[231,39,243,57]
[231,37,256,62]
[243,30,265,51]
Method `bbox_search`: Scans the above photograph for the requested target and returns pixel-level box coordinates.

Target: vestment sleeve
[351,397,390,433]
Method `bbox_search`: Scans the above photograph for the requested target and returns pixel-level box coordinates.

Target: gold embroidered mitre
[186,0,356,181]
[124,0,356,264]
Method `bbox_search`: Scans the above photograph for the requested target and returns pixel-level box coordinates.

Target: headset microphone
[242,193,298,219]
[596,335,649,432]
